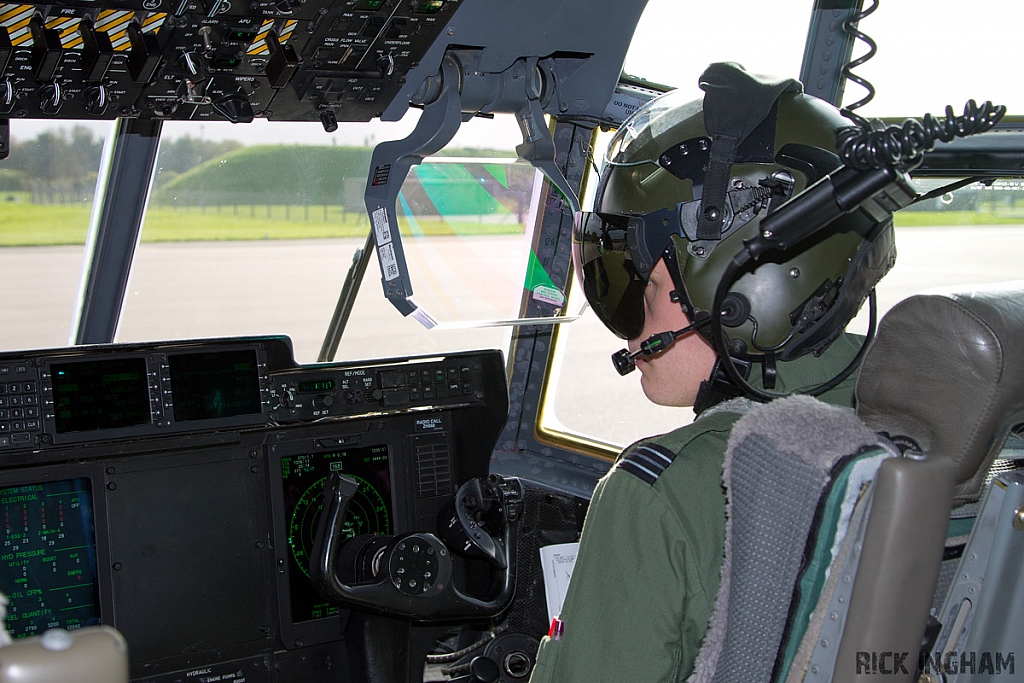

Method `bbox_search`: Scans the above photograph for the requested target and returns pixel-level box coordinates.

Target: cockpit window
[116,114,537,363]
[621,0,807,93]
[539,0,1024,453]
[0,121,112,352]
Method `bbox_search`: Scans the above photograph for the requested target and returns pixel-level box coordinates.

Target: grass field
[1,201,1022,246]
[0,202,526,246]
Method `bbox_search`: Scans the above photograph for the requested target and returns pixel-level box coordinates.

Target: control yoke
[311,472,523,621]
[363,49,582,327]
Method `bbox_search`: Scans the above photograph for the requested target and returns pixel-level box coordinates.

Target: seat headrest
[855,286,1024,505]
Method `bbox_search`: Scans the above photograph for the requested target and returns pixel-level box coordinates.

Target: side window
[0,122,112,351]
[538,0,1024,453]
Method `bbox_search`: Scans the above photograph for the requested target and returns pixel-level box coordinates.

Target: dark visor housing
[572,207,682,340]
[572,211,645,340]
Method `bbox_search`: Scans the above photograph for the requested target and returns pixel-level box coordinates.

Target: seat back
[838,287,1024,682]
[690,286,1024,683]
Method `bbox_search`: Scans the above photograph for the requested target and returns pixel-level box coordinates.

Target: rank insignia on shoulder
[617,442,677,485]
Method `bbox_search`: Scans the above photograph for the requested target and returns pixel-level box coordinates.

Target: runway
[2,226,1023,447]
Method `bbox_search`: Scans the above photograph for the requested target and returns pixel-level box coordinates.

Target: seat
[0,625,128,683]
[688,286,1024,683]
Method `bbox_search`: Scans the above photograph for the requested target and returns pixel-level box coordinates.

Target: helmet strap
[696,62,801,240]
[695,135,738,241]
[693,357,750,416]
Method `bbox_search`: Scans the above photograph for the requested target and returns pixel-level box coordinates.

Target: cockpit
[1,1,1023,682]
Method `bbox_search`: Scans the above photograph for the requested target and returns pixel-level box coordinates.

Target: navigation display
[52,358,151,433]
[168,349,262,422]
[280,445,392,623]
[0,478,100,638]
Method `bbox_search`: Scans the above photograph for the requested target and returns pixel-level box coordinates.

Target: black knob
[376,53,395,77]
[178,51,206,81]
[469,656,500,683]
[83,84,109,116]
[312,394,334,408]
[38,82,62,116]
[211,91,254,123]
[319,109,338,133]
[0,80,14,114]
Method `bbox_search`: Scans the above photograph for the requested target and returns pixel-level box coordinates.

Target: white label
[532,285,566,306]
[372,207,392,245]
[378,242,399,281]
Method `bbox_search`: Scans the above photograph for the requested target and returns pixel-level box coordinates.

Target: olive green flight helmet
[573,63,896,366]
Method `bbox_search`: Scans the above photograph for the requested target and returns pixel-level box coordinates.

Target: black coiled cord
[837,100,1007,171]
[839,0,879,129]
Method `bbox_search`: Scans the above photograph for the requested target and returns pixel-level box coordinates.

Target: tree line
[0,127,241,201]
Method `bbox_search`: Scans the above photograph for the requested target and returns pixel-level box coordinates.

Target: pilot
[528,63,896,682]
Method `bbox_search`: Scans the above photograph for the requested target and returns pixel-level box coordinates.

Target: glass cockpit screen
[52,358,151,433]
[280,445,392,623]
[168,349,262,421]
[0,478,100,637]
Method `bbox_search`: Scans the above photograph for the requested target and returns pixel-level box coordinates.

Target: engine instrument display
[52,358,151,433]
[0,478,100,638]
[281,445,392,622]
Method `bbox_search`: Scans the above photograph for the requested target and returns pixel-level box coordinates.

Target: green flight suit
[528,334,863,683]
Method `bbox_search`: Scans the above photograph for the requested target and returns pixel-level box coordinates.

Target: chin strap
[692,357,751,416]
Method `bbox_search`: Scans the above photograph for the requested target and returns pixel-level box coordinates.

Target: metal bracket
[363,49,582,325]
[363,52,463,326]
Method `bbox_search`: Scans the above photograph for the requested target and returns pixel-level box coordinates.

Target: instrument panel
[0,0,461,124]
[0,336,509,682]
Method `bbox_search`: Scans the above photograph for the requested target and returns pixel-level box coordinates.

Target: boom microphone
[612,318,712,376]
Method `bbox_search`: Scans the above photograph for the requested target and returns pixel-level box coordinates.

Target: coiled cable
[838,100,1006,171]
[838,0,880,129]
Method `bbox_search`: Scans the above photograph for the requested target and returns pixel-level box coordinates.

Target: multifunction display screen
[280,445,392,623]
[0,478,100,637]
[52,358,151,433]
[169,350,262,422]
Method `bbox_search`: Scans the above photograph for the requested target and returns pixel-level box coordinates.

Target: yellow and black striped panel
[0,7,166,50]
[247,18,295,56]
[0,4,35,46]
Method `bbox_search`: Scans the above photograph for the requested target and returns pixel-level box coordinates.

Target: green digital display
[280,445,391,623]
[0,478,100,638]
[297,379,334,393]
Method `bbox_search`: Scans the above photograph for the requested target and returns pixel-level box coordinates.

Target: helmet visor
[572,211,647,340]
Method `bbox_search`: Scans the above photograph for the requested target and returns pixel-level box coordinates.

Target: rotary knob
[312,394,334,409]
[38,82,63,116]
[83,84,109,116]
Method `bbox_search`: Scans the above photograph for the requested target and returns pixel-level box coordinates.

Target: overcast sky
[9,1,1020,150]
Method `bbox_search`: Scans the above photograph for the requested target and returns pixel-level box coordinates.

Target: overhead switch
[80,21,115,83]
[29,17,63,82]
[265,29,299,88]
[0,28,12,75]
[127,22,162,84]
